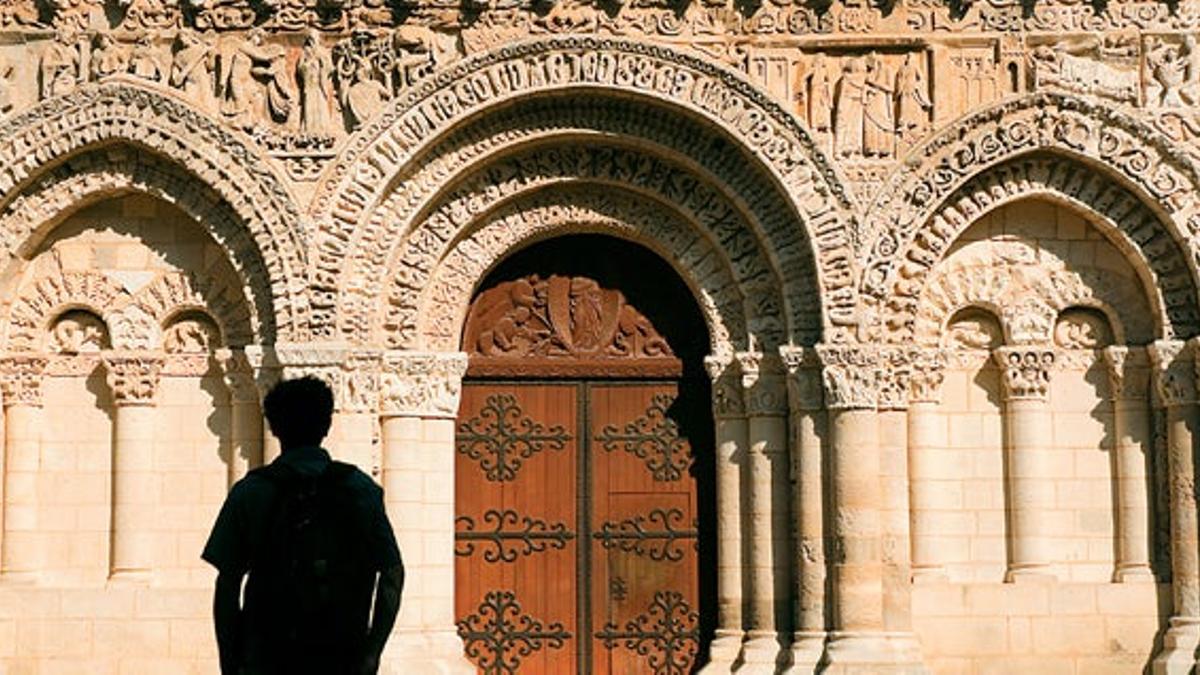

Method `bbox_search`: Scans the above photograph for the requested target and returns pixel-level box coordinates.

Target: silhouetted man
[203,377,404,675]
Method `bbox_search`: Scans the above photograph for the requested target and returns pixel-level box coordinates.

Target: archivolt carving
[0,156,270,343]
[862,94,1200,341]
[7,270,125,350]
[311,37,854,342]
[131,272,252,347]
[875,154,1197,343]
[0,82,308,340]
[413,186,748,355]
[386,145,779,349]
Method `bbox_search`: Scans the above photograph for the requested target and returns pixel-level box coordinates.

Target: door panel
[589,383,701,675]
[455,384,579,675]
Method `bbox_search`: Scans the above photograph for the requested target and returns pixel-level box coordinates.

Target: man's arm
[361,562,405,674]
[213,571,243,675]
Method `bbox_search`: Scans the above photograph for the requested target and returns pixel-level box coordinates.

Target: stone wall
[0,0,1197,672]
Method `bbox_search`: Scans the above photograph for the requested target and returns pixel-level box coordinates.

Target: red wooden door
[454,255,711,674]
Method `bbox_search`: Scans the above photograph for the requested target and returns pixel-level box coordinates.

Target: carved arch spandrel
[0,82,309,341]
[130,272,254,348]
[872,156,1199,343]
[410,185,750,356]
[6,270,127,351]
[861,93,1200,343]
[310,37,855,343]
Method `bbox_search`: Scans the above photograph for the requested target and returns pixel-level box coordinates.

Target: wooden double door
[454,380,710,674]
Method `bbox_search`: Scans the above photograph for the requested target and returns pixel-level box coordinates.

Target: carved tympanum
[463,274,676,376]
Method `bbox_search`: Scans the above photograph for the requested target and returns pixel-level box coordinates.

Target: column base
[1112,564,1155,583]
[1004,566,1056,583]
[1152,617,1200,675]
[379,628,474,675]
[821,631,928,674]
[700,629,745,674]
[782,630,825,675]
[734,630,787,674]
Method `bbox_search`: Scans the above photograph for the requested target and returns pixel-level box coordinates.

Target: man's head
[263,376,334,450]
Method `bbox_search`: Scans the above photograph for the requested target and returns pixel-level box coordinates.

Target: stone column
[1102,346,1154,583]
[736,351,791,672]
[779,346,825,674]
[906,349,948,583]
[701,355,747,673]
[244,346,281,464]
[1150,340,1200,675]
[876,348,924,666]
[102,352,164,582]
[816,345,892,668]
[378,351,473,674]
[217,348,263,487]
[0,356,45,581]
[992,346,1056,582]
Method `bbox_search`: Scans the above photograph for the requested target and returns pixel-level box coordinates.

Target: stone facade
[0,0,1196,673]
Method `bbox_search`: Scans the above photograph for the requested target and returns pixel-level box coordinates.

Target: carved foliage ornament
[102,353,164,406]
[0,355,48,407]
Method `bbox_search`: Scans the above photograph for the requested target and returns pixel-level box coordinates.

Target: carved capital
[339,352,382,414]
[992,347,1055,401]
[704,354,745,420]
[909,348,948,404]
[1150,340,1196,408]
[735,351,786,417]
[779,346,823,411]
[877,347,914,411]
[815,344,878,411]
[379,351,468,419]
[0,355,48,408]
[101,352,164,406]
[215,348,259,404]
[1101,346,1151,402]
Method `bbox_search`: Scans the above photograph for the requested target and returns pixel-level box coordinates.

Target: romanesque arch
[859,93,1200,343]
[311,37,856,345]
[0,83,309,342]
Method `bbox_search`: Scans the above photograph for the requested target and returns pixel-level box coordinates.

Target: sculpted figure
[90,33,129,80]
[244,29,292,123]
[862,53,894,158]
[129,32,166,82]
[834,57,866,158]
[40,32,80,99]
[894,53,931,140]
[170,30,214,107]
[390,27,434,91]
[797,52,834,134]
[342,59,388,130]
[296,30,334,136]
[1147,38,1188,107]
[219,29,292,128]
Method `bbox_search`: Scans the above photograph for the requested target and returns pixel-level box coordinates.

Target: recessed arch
[0,83,309,342]
[412,185,752,357]
[310,37,856,345]
[874,155,1197,343]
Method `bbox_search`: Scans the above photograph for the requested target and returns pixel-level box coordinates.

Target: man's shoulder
[337,463,383,498]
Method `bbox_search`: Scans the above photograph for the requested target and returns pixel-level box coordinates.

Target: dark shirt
[202,447,401,672]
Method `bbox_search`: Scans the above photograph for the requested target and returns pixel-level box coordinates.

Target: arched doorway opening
[453,235,717,674]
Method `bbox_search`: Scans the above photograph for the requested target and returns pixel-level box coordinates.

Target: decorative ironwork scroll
[593,507,698,562]
[457,393,572,481]
[457,590,572,675]
[595,591,701,675]
[456,509,575,563]
[595,393,690,481]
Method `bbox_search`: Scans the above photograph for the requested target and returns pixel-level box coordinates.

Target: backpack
[247,460,375,661]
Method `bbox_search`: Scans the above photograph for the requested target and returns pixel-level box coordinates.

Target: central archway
[452,235,716,674]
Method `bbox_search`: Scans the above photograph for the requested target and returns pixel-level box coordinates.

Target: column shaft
[110,404,157,579]
[227,397,263,487]
[1111,396,1153,582]
[1,405,39,579]
[1003,397,1055,581]
[712,414,747,661]
[907,400,946,582]
[829,406,884,635]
